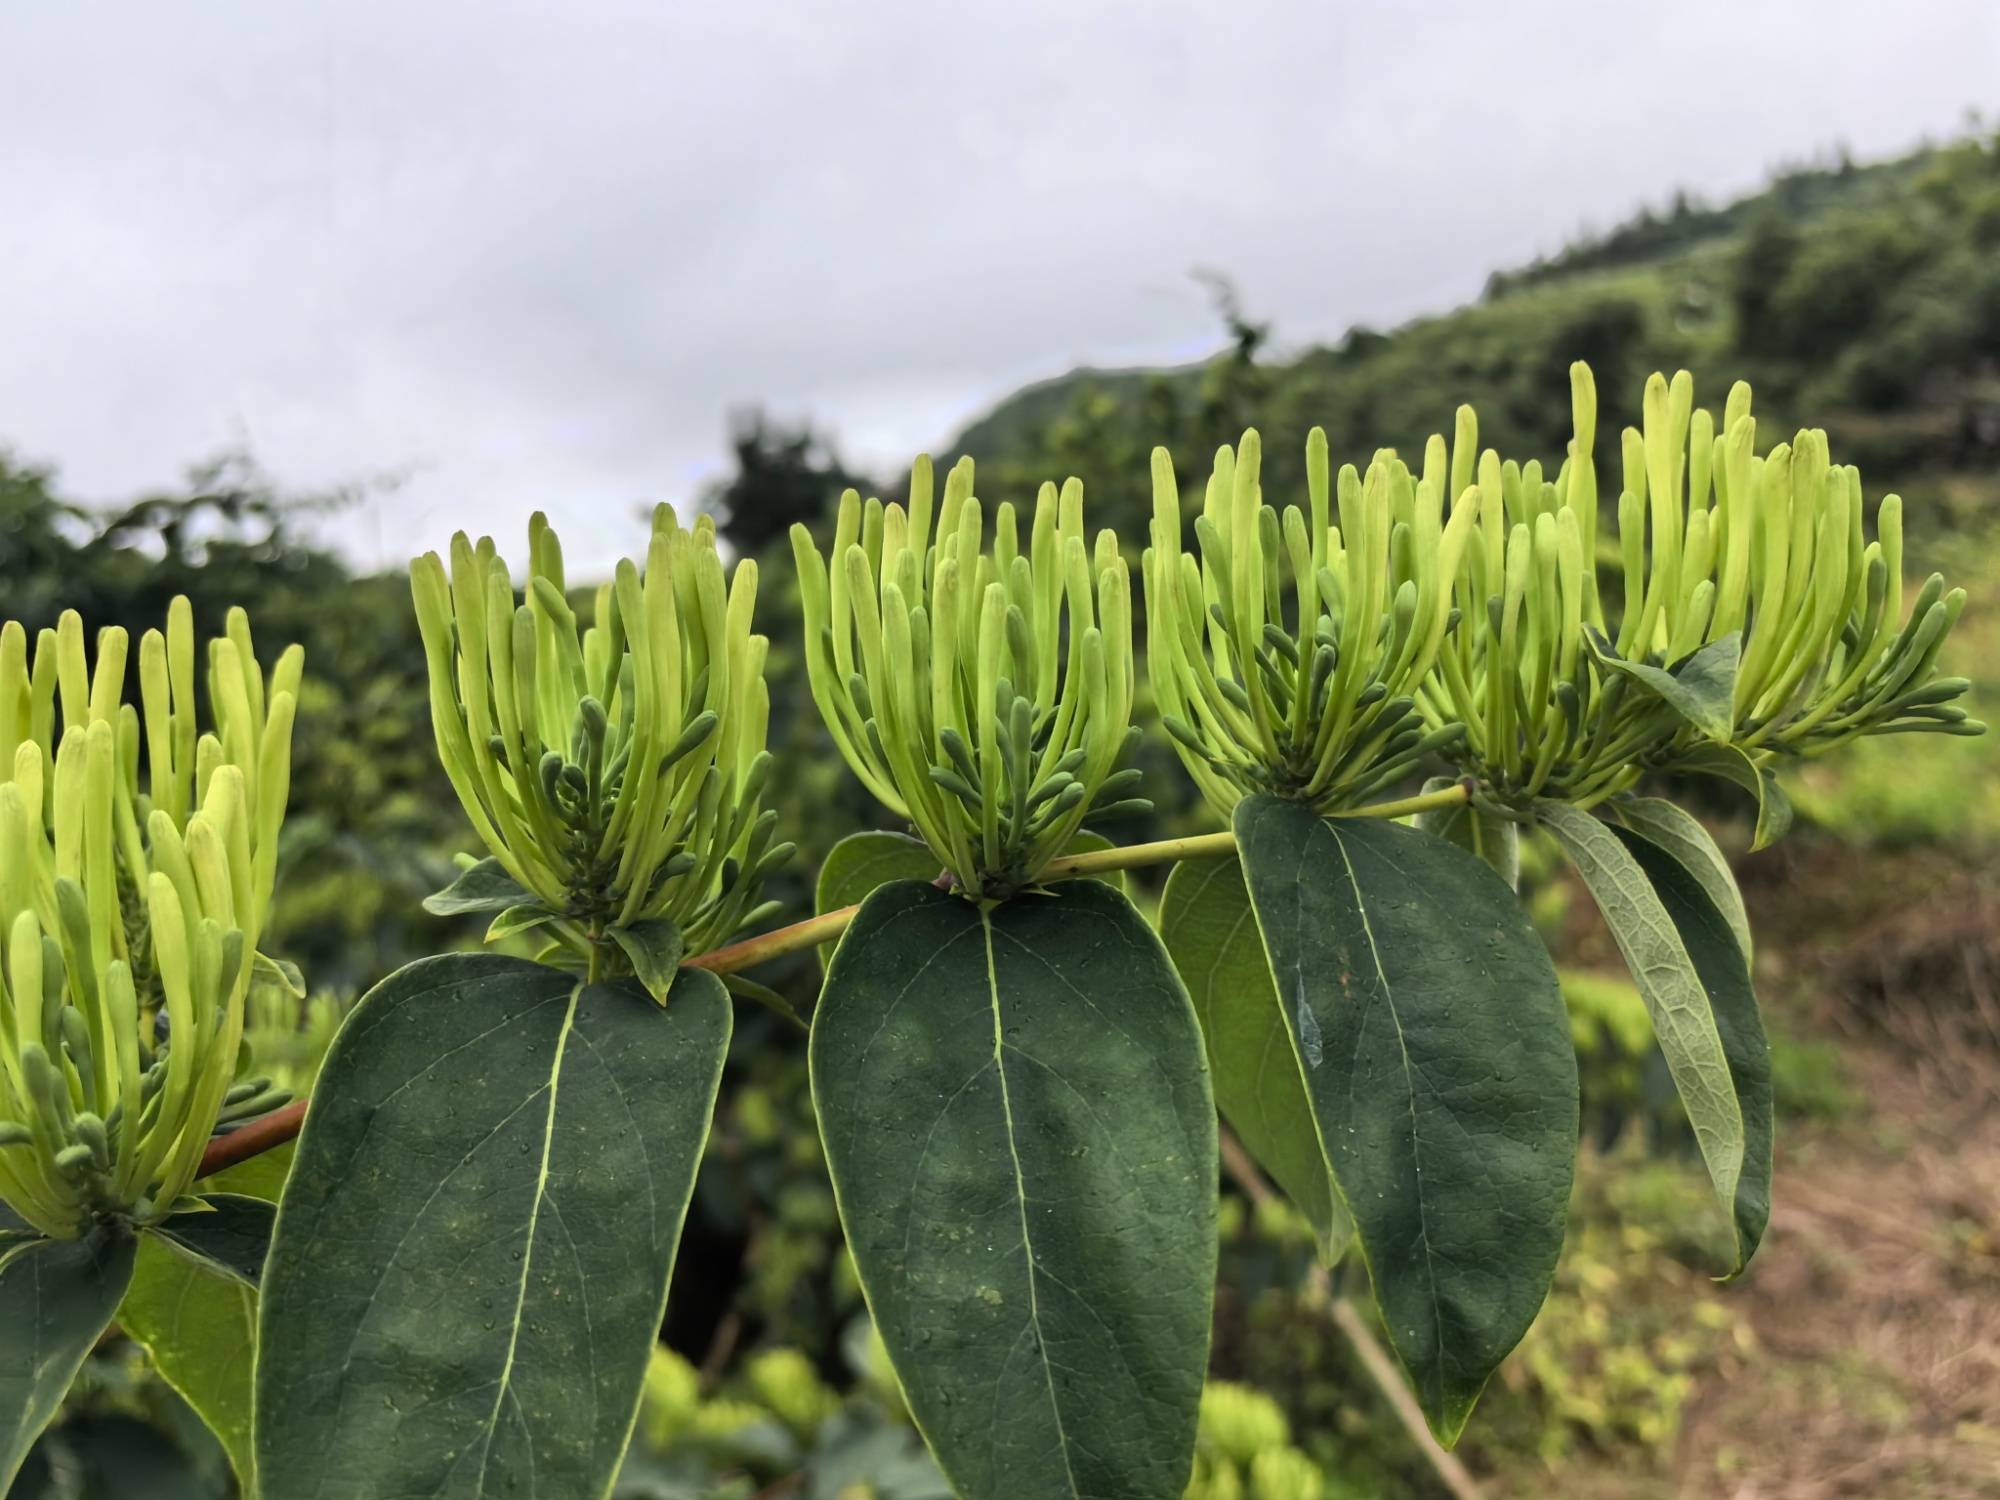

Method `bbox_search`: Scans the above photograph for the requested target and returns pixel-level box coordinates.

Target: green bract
[411,508,787,987]
[791,457,1143,897]
[0,601,298,1237]
[1146,428,1477,816]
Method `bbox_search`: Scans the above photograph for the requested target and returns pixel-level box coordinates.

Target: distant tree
[702,408,872,557]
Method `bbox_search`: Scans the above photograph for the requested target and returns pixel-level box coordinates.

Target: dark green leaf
[1414,776,1520,889]
[256,953,730,1500]
[609,917,685,1003]
[1232,796,1577,1444]
[1613,826,1773,1272]
[812,880,1216,1499]
[1676,742,1794,849]
[1607,796,1751,961]
[0,1222,137,1492]
[1538,802,1752,1269]
[423,856,536,916]
[119,1149,293,1488]
[145,1193,275,1288]
[1158,854,1351,1261]
[1595,631,1740,738]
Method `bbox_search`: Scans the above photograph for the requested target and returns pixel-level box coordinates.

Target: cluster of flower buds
[1420,367,1648,806]
[1145,429,1476,816]
[792,457,1144,897]
[0,602,298,1237]
[1426,363,1979,810]
[1593,368,1979,761]
[412,508,787,984]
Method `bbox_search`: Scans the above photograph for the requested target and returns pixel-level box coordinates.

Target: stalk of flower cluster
[0,603,297,1237]
[792,457,1143,897]
[411,507,787,967]
[1147,428,1477,818]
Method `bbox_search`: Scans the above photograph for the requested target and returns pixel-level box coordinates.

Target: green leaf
[1612,825,1773,1272]
[1676,742,1794,849]
[811,880,1216,1499]
[1414,776,1520,889]
[1231,796,1577,1444]
[255,952,730,1500]
[813,830,1123,967]
[488,902,562,942]
[609,917,685,1002]
[146,1194,276,1288]
[252,950,307,998]
[1538,801,1755,1269]
[1158,854,1352,1262]
[119,1148,293,1487]
[423,856,536,916]
[1607,796,1752,962]
[0,1223,138,1492]
[719,970,809,1029]
[1594,631,1740,738]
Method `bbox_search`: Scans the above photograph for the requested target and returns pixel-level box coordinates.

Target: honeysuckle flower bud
[792,457,1142,898]
[1146,428,1475,817]
[0,602,298,1237]
[412,507,785,986]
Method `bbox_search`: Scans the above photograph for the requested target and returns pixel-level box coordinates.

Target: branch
[195,778,1473,1177]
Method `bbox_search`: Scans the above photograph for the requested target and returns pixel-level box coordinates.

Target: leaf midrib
[472,980,583,1496]
[979,909,1081,1499]
[1324,825,1448,1403]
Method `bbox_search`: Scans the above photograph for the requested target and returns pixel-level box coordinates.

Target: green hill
[945,132,2000,559]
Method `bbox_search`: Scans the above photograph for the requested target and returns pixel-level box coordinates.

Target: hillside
[945,133,2000,559]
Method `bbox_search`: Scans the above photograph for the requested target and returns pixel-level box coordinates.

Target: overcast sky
[2,2,1995,573]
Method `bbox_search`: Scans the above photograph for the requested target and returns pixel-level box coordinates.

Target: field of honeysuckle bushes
[8,131,1999,1499]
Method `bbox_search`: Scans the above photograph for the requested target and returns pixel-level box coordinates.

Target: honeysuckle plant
[0,600,299,1491]
[7,361,1978,1500]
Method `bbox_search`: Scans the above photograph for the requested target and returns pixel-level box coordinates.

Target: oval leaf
[1158,854,1352,1262]
[255,952,730,1500]
[1538,801,1754,1268]
[423,856,536,916]
[119,1148,293,1486]
[1608,795,1752,962]
[146,1193,277,1288]
[1232,795,1578,1444]
[811,880,1216,1499]
[1,1223,138,1492]
[1612,825,1773,1272]
[1593,630,1740,738]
